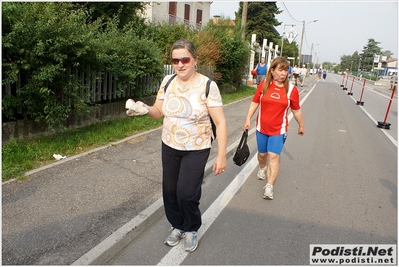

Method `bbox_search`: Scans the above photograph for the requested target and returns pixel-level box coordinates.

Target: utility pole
[298,20,305,65]
[299,19,318,66]
[241,2,248,40]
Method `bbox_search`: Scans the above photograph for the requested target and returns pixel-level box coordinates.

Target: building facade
[142,2,211,30]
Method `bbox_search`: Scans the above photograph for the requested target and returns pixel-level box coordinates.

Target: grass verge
[2,84,255,182]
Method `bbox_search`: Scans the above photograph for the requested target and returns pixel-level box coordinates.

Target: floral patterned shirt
[157,73,222,151]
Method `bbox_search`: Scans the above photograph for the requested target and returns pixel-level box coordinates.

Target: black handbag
[233,129,250,166]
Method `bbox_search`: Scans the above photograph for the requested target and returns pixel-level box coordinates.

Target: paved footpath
[2,74,395,265]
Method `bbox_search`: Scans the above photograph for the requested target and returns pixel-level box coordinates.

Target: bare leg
[257,152,267,169]
[266,152,279,185]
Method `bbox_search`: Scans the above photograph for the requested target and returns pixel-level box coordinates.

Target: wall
[142,2,210,27]
[2,96,156,144]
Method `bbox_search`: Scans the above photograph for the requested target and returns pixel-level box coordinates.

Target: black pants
[161,142,210,232]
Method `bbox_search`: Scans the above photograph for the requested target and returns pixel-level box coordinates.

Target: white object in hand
[125,99,149,116]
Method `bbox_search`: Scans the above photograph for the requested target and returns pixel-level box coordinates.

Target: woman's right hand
[242,120,250,132]
[125,99,149,116]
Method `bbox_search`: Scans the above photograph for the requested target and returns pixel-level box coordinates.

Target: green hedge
[2,2,250,131]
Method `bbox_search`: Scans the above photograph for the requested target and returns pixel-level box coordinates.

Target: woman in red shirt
[242,57,305,200]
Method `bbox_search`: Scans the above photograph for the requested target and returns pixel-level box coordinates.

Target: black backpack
[164,74,216,142]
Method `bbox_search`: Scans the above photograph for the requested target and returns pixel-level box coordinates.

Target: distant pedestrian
[288,61,293,81]
[254,57,267,84]
[292,64,300,86]
[323,69,327,80]
[299,64,307,87]
[242,57,305,200]
[317,68,322,80]
[127,39,228,252]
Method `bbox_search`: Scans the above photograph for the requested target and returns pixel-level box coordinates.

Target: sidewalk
[2,91,256,265]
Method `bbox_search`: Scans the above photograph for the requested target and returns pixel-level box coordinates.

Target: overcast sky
[210,1,398,63]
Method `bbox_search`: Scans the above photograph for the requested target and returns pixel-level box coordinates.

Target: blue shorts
[256,131,287,155]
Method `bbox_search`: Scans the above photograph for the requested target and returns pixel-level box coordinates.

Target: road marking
[347,95,398,148]
[157,83,316,266]
[157,155,259,266]
[331,74,397,147]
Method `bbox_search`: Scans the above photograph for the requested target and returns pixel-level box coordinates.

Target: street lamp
[315,51,321,68]
[299,19,318,65]
[309,43,319,71]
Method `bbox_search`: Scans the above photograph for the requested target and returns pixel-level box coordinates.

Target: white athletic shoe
[263,184,274,200]
[183,231,198,252]
[164,228,183,246]
[257,167,266,180]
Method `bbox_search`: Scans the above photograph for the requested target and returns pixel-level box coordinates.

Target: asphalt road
[2,73,397,265]
[106,74,397,265]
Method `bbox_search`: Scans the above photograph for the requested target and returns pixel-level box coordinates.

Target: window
[184,4,190,24]
[196,9,203,29]
[169,2,177,25]
[196,9,202,24]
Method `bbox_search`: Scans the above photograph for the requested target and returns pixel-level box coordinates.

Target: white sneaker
[257,166,266,180]
[263,184,273,200]
[164,228,183,246]
[183,231,198,252]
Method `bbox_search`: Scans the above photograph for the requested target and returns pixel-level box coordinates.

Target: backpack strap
[165,74,211,96]
[163,73,177,93]
[205,79,212,98]
[205,79,217,141]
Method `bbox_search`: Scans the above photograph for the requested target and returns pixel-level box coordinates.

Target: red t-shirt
[252,80,301,136]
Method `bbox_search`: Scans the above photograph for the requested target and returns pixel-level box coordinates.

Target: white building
[142,2,211,30]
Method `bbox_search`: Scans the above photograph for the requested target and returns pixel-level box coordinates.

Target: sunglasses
[171,57,191,65]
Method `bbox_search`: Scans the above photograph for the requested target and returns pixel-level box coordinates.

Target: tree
[71,2,148,29]
[382,50,393,59]
[280,40,299,63]
[360,38,382,71]
[322,62,333,71]
[2,2,100,127]
[339,51,361,73]
[236,2,282,45]
[2,2,251,132]
[2,2,163,130]
[147,22,197,64]
[202,19,249,90]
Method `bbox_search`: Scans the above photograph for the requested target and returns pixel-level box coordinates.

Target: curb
[72,198,165,265]
[72,127,256,265]
[2,127,163,186]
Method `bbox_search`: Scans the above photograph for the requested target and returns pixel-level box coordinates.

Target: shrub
[2,2,163,130]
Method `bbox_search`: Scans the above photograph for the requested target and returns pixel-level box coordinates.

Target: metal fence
[1,69,162,105]
[67,64,176,103]
[2,65,213,119]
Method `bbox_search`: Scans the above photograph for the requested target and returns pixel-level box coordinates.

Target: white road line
[157,155,259,266]
[330,75,396,147]
[158,84,315,266]
[347,95,398,147]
